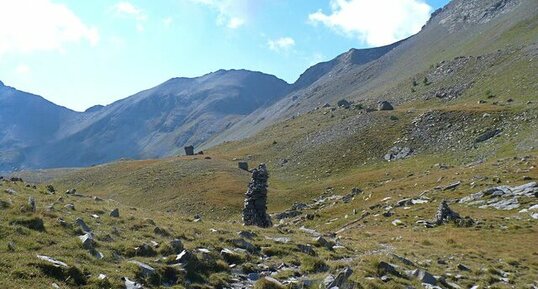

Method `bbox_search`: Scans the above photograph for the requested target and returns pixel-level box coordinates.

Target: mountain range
[1,0,537,171]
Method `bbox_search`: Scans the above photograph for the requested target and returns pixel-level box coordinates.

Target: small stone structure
[435,200,460,225]
[238,162,249,171]
[242,164,272,228]
[184,146,194,156]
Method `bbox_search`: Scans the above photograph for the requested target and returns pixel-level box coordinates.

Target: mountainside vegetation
[2,0,538,288]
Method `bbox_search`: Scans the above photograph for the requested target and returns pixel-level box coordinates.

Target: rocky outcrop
[242,164,272,228]
[459,182,537,211]
[384,146,412,161]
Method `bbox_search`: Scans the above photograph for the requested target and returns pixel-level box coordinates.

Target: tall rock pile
[242,164,272,228]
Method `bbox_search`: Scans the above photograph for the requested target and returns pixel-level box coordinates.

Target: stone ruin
[435,200,461,225]
[184,145,194,156]
[242,163,272,228]
[432,200,474,227]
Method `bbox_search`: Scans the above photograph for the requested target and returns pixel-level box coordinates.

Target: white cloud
[189,0,259,29]
[15,64,31,74]
[113,2,146,21]
[0,0,99,57]
[268,37,295,52]
[163,17,173,27]
[113,2,147,32]
[227,17,245,29]
[309,0,432,46]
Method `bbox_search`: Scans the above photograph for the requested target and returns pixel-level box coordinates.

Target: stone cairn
[435,200,461,225]
[242,164,272,228]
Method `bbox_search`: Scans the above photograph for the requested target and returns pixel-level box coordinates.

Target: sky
[0,0,449,111]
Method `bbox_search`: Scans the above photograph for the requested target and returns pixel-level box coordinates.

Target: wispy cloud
[268,37,296,52]
[189,0,263,29]
[113,2,147,32]
[113,2,147,21]
[309,0,432,46]
[0,0,99,57]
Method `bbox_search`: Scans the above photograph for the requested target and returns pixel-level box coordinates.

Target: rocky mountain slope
[0,70,289,171]
[1,0,538,288]
[203,0,538,147]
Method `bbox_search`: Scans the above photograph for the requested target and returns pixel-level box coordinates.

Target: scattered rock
[238,162,249,171]
[297,244,316,256]
[110,208,120,218]
[238,230,257,240]
[377,101,394,111]
[129,261,156,278]
[65,188,76,195]
[377,262,401,277]
[64,203,75,210]
[407,269,437,285]
[443,181,461,191]
[135,243,157,257]
[75,218,92,233]
[122,277,143,289]
[384,146,412,161]
[337,99,351,108]
[4,188,17,195]
[36,255,68,268]
[79,233,95,250]
[475,129,501,143]
[229,238,258,253]
[313,236,334,249]
[457,264,471,271]
[7,241,16,251]
[323,267,353,289]
[28,196,36,212]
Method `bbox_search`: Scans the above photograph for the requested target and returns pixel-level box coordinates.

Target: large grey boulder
[323,267,353,289]
[75,218,92,233]
[129,261,156,278]
[407,269,437,285]
[377,101,394,111]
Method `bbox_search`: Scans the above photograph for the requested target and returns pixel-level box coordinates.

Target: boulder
[79,233,95,250]
[297,244,316,256]
[122,277,143,289]
[408,269,436,285]
[170,239,184,254]
[129,261,156,278]
[229,238,258,253]
[337,99,351,108]
[110,208,120,218]
[384,146,412,161]
[28,196,36,212]
[475,129,500,143]
[238,162,249,171]
[75,218,92,233]
[377,101,394,111]
[323,267,353,289]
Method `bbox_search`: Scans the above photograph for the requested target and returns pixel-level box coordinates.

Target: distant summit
[84,105,105,113]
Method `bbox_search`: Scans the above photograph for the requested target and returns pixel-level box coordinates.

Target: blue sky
[0,0,449,111]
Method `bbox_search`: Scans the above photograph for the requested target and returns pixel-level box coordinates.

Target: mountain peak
[0,80,4,87]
